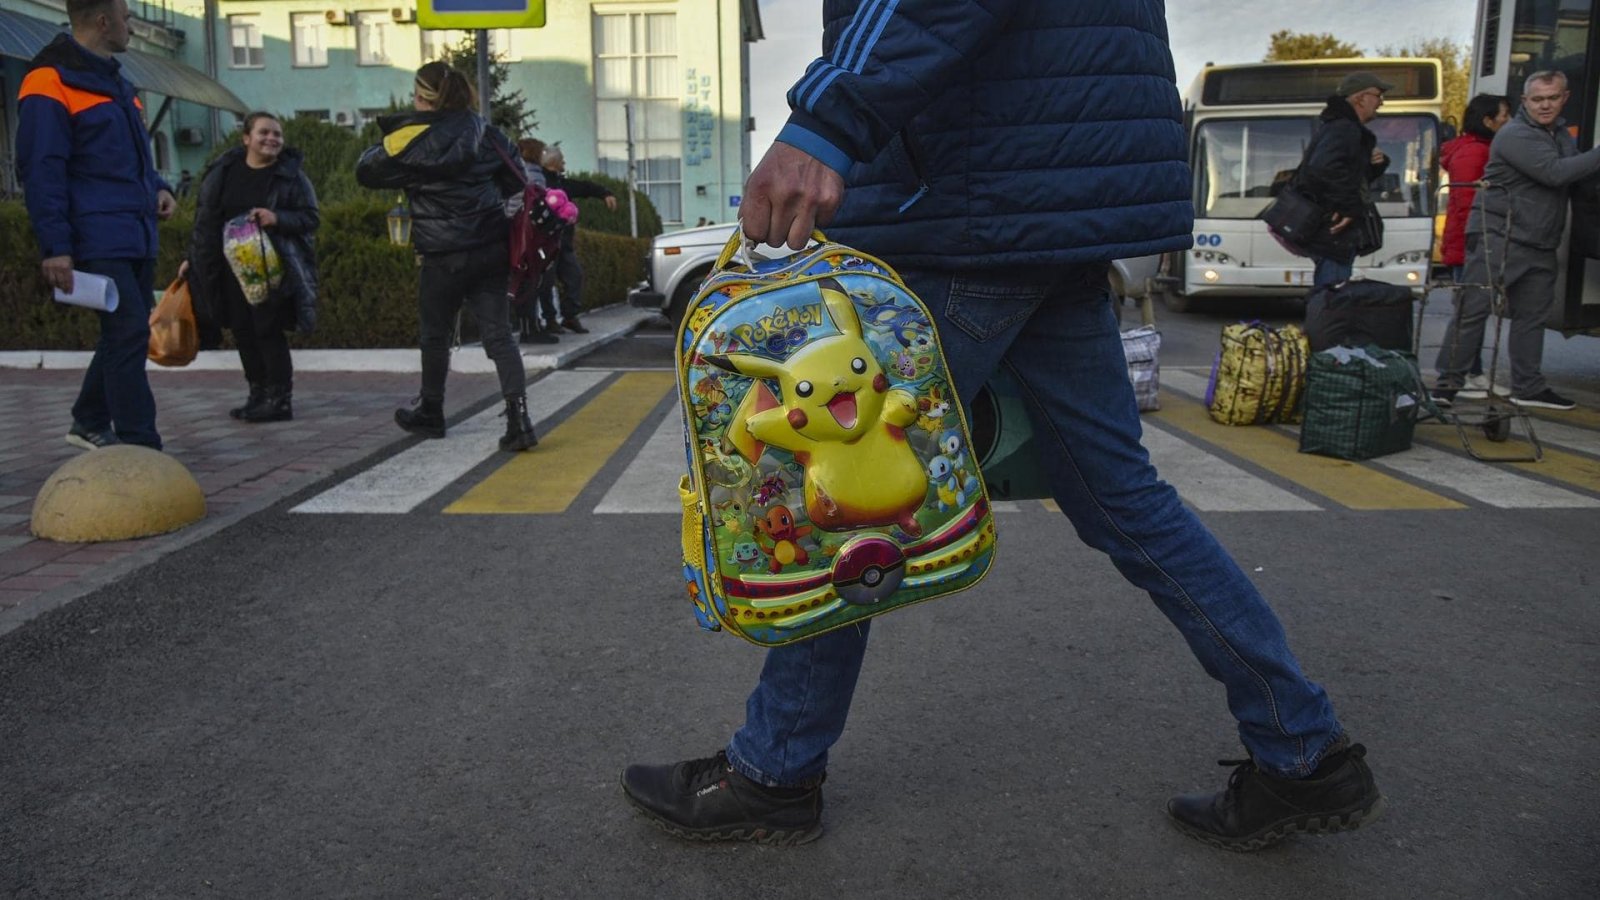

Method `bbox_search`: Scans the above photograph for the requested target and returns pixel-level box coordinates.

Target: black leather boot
[499,393,538,451]
[395,396,446,438]
[230,381,265,420]
[243,383,293,422]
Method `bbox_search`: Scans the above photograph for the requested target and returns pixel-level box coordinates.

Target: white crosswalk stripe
[1140,423,1321,511]
[595,412,687,514]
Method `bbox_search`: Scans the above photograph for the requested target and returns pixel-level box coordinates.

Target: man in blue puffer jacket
[16,0,176,450]
[622,1,1385,851]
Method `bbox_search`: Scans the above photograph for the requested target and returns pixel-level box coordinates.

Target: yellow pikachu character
[708,278,927,537]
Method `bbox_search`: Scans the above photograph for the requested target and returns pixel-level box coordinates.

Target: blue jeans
[72,257,161,449]
[726,264,1343,783]
[1311,256,1353,288]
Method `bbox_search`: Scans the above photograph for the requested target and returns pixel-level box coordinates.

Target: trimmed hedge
[0,198,649,350]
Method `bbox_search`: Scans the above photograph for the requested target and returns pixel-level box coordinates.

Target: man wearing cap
[1294,72,1393,287]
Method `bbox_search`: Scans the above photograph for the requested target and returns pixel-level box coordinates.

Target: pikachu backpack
[675,230,997,647]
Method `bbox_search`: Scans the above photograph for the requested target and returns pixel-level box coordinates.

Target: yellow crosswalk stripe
[445,372,676,514]
[1150,394,1464,510]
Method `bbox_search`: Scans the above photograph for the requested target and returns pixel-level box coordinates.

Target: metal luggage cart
[1419,180,1542,462]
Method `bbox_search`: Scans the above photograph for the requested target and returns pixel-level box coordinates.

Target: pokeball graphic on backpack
[831,535,906,605]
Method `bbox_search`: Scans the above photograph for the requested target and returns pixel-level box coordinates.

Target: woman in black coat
[185,111,319,422]
[355,61,536,452]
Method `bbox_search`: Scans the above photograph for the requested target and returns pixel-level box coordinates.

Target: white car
[628,222,1161,328]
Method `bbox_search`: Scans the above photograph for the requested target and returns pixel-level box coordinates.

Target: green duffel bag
[1299,345,1431,460]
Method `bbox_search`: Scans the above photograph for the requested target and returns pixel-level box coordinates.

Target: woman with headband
[356,61,537,451]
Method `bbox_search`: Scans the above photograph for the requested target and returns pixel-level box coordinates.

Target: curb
[0,305,661,374]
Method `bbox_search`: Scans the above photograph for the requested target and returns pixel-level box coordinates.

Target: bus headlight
[1203,269,1221,282]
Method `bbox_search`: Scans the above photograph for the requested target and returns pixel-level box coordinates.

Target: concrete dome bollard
[30,445,207,543]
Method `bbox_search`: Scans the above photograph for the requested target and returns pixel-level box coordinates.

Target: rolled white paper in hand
[52,271,119,312]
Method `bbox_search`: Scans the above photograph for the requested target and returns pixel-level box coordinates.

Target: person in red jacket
[1439,93,1510,397]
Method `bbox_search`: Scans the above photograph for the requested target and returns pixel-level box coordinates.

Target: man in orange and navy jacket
[16,0,176,450]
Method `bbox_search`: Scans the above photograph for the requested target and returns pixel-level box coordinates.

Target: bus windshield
[1194,114,1439,219]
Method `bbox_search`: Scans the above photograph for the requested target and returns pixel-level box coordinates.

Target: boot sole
[1167,794,1386,852]
[620,782,822,847]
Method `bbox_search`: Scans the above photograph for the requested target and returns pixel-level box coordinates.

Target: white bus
[1471,0,1600,335]
[1159,58,1444,313]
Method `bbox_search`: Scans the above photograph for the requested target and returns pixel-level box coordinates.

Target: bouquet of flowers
[222,214,283,306]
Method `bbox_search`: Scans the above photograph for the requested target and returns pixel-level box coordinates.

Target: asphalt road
[2,301,1597,899]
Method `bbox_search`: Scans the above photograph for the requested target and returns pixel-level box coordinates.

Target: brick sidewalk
[0,368,501,625]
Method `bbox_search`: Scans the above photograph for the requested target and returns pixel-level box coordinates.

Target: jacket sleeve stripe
[18,67,113,116]
[839,0,900,75]
[793,0,900,113]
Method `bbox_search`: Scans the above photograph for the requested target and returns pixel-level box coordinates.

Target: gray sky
[748,0,1480,162]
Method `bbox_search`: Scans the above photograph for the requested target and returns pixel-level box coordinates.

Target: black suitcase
[1304,280,1414,353]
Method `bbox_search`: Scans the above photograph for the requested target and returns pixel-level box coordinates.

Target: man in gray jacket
[1434,70,1600,410]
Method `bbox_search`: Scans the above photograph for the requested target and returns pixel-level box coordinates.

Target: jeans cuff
[724,743,824,790]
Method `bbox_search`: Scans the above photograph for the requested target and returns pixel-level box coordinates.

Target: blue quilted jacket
[778,0,1194,268]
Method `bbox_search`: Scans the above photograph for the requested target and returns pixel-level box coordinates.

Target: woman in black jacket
[185,111,319,422]
[355,62,536,451]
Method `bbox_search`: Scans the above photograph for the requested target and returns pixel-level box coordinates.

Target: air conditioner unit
[176,126,205,146]
[325,10,349,26]
[391,8,416,24]
[331,108,360,129]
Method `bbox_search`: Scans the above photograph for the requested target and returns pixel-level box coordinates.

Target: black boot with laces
[499,393,537,451]
[621,751,824,845]
[1167,741,1384,851]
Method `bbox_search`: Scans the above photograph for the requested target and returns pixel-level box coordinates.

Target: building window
[292,13,328,68]
[594,11,680,222]
[229,14,264,69]
[421,28,465,62]
[360,107,390,124]
[355,12,392,66]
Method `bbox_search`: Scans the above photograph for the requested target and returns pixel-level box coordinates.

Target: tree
[439,35,537,139]
[1264,30,1362,61]
[1375,38,1471,131]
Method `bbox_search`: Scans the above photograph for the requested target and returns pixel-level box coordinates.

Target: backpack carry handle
[713,225,829,273]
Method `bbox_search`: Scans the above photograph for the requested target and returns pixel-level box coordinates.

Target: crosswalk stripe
[1523,405,1600,432]
[1166,367,1600,507]
[1412,428,1600,500]
[1140,422,1321,511]
[1506,417,1600,458]
[1374,439,1600,508]
[1156,371,1463,510]
[445,372,676,514]
[291,371,608,514]
[595,411,687,514]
